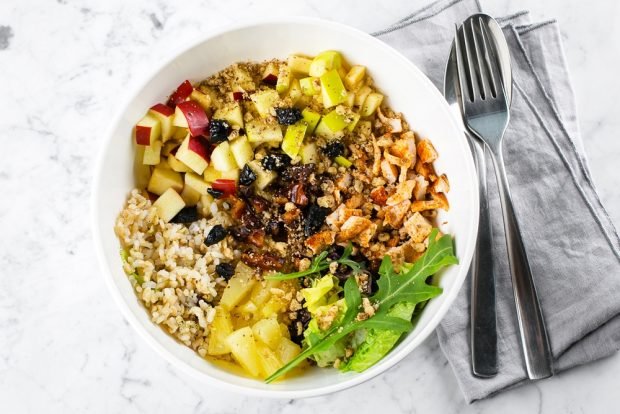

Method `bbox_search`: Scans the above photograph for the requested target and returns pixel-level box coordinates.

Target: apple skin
[135,126,154,145]
[176,101,210,137]
[167,80,193,107]
[135,113,161,145]
[149,103,176,141]
[262,62,279,86]
[232,91,245,101]
[187,135,212,161]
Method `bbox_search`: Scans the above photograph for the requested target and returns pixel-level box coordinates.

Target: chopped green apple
[354,85,372,107]
[275,65,291,94]
[319,69,347,108]
[299,77,320,96]
[300,143,319,164]
[281,122,307,158]
[344,91,355,107]
[143,140,162,165]
[189,89,211,111]
[175,134,210,175]
[344,65,366,90]
[135,113,161,146]
[213,102,244,128]
[287,54,312,75]
[361,92,384,116]
[245,120,283,145]
[185,172,211,195]
[301,108,321,135]
[152,188,185,223]
[147,167,183,196]
[229,136,254,167]
[309,50,342,77]
[210,141,238,172]
[250,89,279,118]
[148,104,176,142]
[232,65,256,91]
[248,160,277,190]
[314,107,359,138]
[167,153,192,172]
[287,78,302,105]
[335,155,352,167]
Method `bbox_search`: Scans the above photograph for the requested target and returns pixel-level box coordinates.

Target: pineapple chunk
[225,327,261,377]
[238,300,258,316]
[276,337,302,364]
[256,343,282,378]
[261,295,287,318]
[152,188,185,223]
[207,306,233,356]
[250,282,272,307]
[252,318,283,350]
[219,262,257,309]
[279,323,291,339]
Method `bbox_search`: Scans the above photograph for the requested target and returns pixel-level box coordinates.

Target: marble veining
[1,0,619,412]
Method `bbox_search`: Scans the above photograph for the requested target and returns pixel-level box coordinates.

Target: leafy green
[265,229,457,383]
[341,302,416,372]
[265,243,363,281]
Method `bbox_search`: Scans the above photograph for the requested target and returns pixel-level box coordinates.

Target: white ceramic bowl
[92,17,478,398]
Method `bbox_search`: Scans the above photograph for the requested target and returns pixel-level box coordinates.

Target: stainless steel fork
[454,18,554,380]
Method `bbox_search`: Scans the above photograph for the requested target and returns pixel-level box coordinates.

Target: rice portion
[115,189,235,356]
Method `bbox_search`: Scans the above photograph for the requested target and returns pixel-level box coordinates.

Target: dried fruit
[262,153,291,172]
[215,263,235,280]
[322,140,345,158]
[205,225,227,246]
[304,204,330,236]
[289,183,309,206]
[241,251,285,270]
[208,119,231,143]
[207,188,224,198]
[169,206,199,224]
[238,164,257,186]
[275,107,303,125]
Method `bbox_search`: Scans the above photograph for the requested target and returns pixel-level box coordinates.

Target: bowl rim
[91,15,479,399]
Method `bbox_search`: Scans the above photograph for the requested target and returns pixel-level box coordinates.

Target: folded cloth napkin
[374,0,620,403]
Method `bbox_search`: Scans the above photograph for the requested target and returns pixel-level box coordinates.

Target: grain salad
[115,49,456,381]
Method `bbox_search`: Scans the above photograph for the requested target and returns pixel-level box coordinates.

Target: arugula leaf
[265,243,363,281]
[264,229,457,383]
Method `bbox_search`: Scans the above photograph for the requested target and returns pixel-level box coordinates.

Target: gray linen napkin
[374,0,620,402]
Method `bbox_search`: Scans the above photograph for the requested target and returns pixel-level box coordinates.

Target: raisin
[208,119,231,143]
[207,188,224,198]
[275,107,303,125]
[205,225,227,246]
[288,307,311,345]
[262,153,291,172]
[322,141,345,158]
[169,206,199,224]
[215,263,235,280]
[229,226,251,240]
[239,164,256,186]
[303,204,329,236]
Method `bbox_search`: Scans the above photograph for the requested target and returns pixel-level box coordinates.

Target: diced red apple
[203,163,221,183]
[185,172,211,195]
[213,102,244,128]
[135,113,161,146]
[175,134,210,175]
[212,179,237,196]
[180,185,201,206]
[148,104,176,142]
[189,89,211,111]
[262,62,279,86]
[147,167,183,196]
[152,188,186,222]
[167,80,193,107]
[210,141,238,172]
[167,153,192,172]
[134,146,151,188]
[143,141,162,165]
[173,101,209,137]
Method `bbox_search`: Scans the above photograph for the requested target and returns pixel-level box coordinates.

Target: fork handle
[469,138,498,378]
[487,143,554,379]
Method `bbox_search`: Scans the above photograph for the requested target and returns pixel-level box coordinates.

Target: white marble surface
[1,0,619,412]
